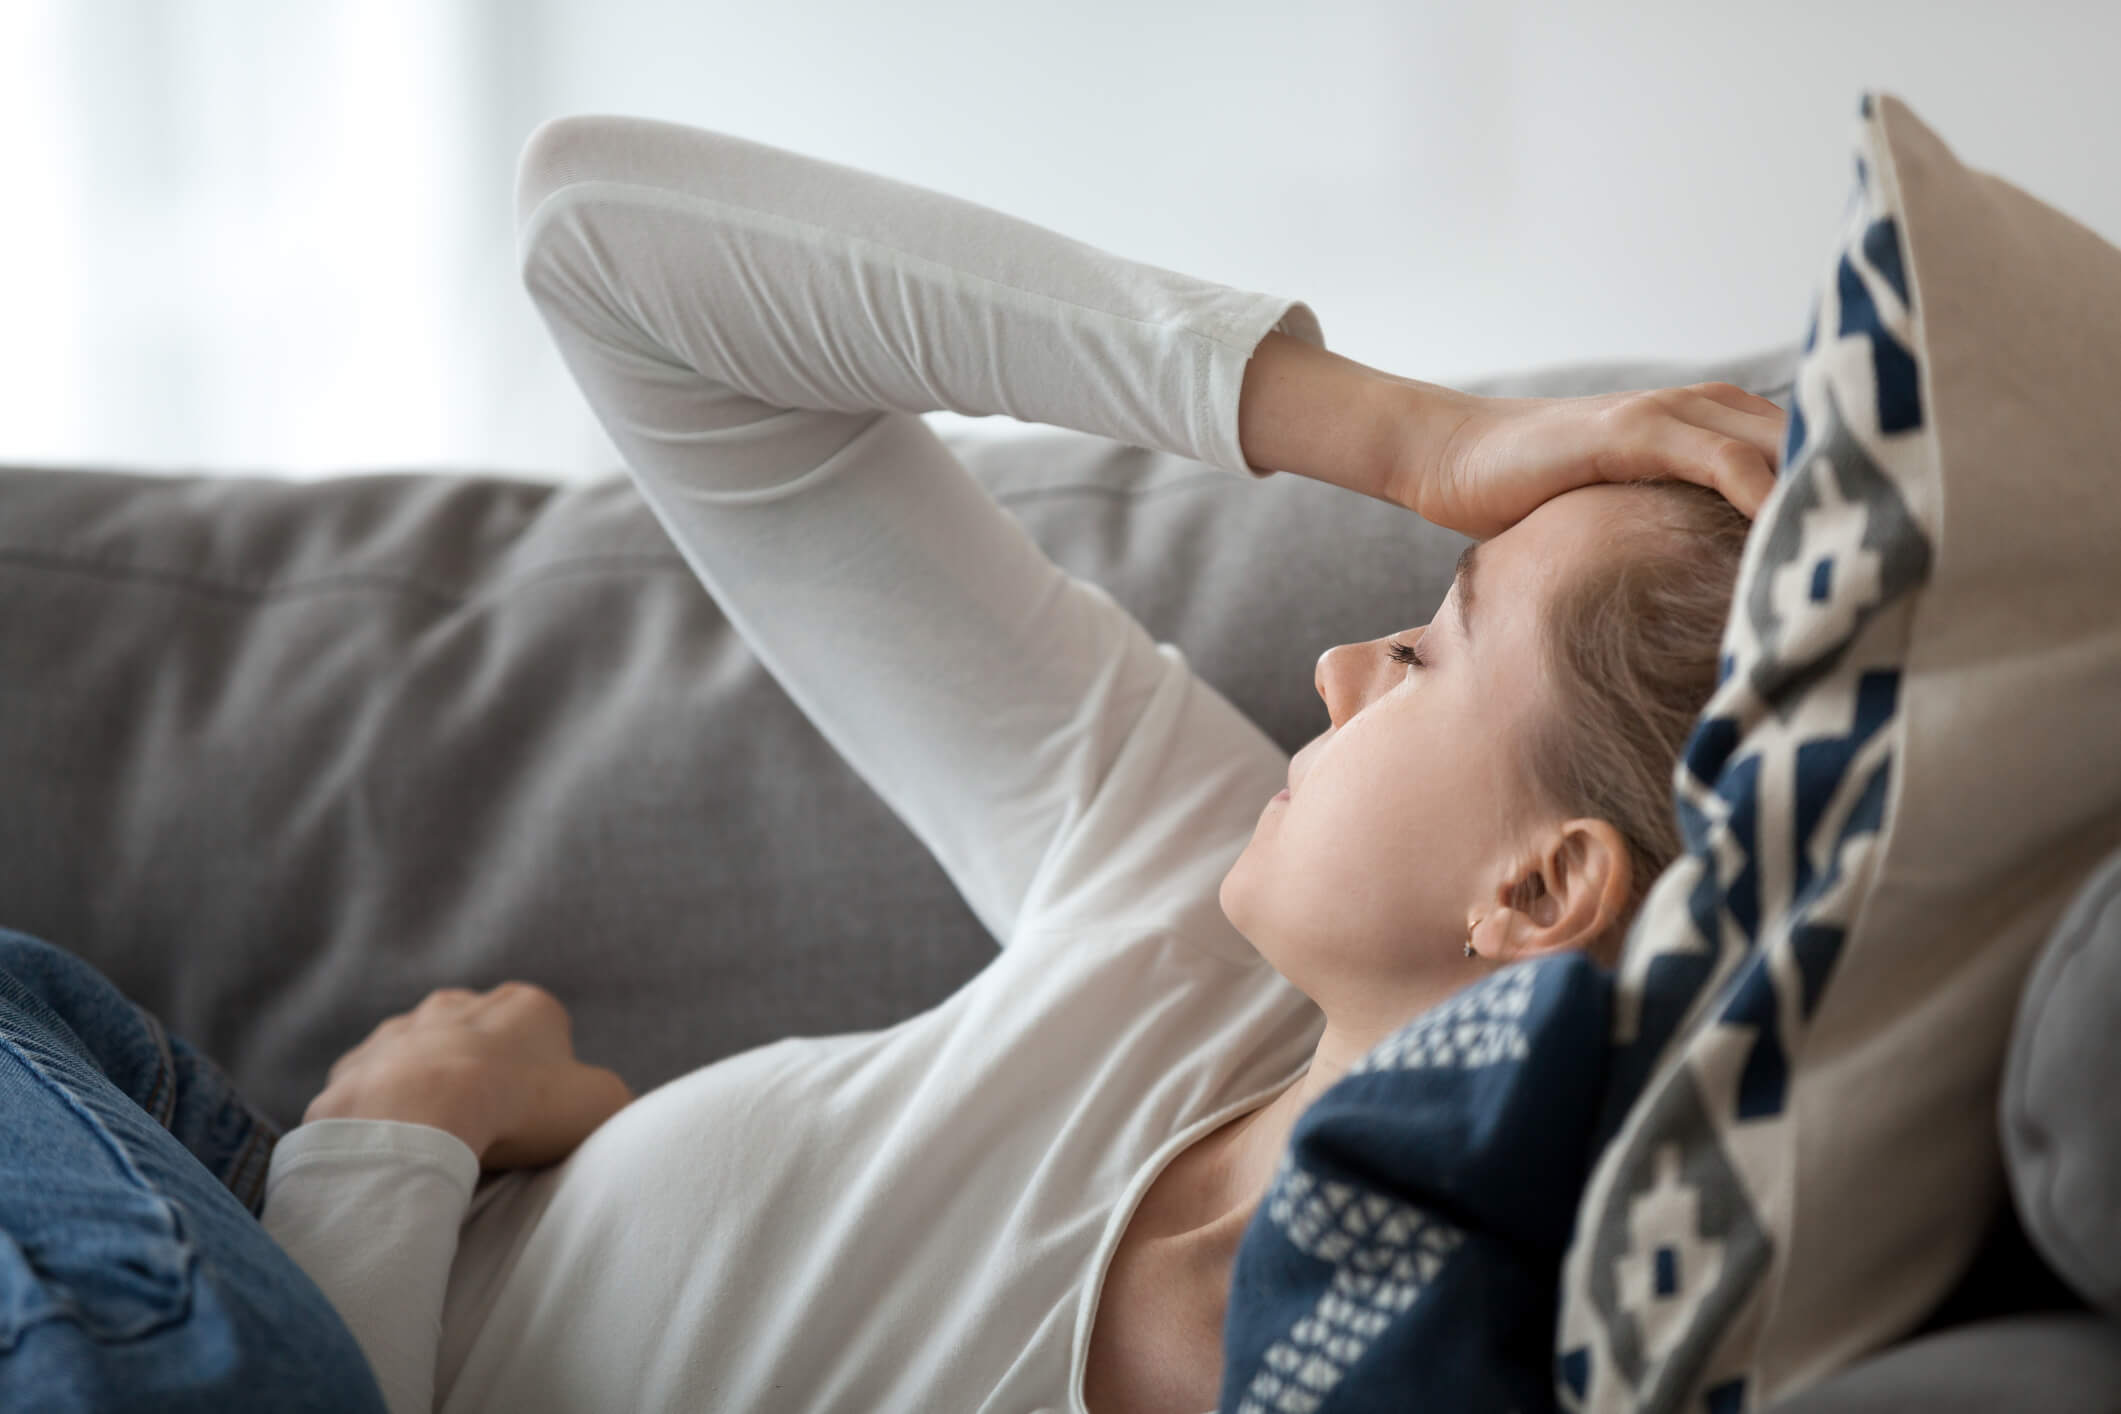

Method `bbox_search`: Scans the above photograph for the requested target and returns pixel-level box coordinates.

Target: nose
[1314,632,1414,729]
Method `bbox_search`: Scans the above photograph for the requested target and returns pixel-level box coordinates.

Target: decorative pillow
[2002,842,2121,1318]
[1555,92,2121,1411]
[1220,954,1612,1414]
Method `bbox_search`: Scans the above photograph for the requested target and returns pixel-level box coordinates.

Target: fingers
[1691,380,1784,420]
[1606,385,1783,518]
[1678,385,1788,470]
[420,981,565,1024]
[556,1064,638,1146]
[1657,417,1779,519]
[489,980,562,1009]
[489,980,573,1040]
[480,1062,634,1171]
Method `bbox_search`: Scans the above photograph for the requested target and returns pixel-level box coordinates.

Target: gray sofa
[3,341,2114,1409]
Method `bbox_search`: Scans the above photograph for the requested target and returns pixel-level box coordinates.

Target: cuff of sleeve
[267,1118,482,1197]
[1197,295,1327,479]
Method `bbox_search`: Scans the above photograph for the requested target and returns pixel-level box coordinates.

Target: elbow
[514,114,612,234]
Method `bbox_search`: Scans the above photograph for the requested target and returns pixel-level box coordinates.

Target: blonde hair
[1527,480,1751,957]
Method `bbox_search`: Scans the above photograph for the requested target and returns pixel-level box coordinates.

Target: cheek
[1224,815,1453,997]
[1286,787,1433,906]
[1243,709,1511,933]
[1231,772,1453,951]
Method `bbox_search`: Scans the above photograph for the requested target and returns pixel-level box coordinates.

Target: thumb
[484,1065,636,1171]
[552,1063,637,1141]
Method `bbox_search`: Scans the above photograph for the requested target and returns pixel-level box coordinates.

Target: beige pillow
[1554,92,2121,1412]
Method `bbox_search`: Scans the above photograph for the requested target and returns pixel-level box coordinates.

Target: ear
[1470,819,1633,964]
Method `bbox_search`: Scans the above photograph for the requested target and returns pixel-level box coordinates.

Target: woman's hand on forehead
[1393,382,1787,540]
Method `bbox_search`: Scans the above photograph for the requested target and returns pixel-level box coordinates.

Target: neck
[1204,1029,1354,1216]
[1184,975,1481,1257]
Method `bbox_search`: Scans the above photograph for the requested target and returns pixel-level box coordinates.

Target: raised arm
[254,122,1342,1412]
[512,114,1324,950]
[514,115,1325,479]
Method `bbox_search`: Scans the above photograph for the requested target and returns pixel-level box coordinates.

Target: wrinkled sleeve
[260,1119,480,1414]
[515,114,1317,948]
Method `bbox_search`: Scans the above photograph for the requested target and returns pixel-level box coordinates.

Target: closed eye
[1386,637,1428,669]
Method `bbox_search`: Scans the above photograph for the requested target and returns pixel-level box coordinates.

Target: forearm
[517,113,1325,477]
[1237,331,1473,505]
[261,1120,480,1414]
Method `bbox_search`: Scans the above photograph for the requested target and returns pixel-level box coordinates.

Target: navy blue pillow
[1220,954,1613,1414]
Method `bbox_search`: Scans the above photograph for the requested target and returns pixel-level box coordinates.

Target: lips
[1284,733,1327,802]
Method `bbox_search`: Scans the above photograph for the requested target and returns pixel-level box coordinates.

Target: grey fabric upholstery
[1754,1315,2121,1414]
[0,343,1794,1131]
[2006,842,2121,1318]
[10,338,2121,1406]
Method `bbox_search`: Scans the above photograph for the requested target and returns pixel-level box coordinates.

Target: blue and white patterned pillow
[1555,91,2121,1411]
[1220,954,1611,1414]
[1220,89,2121,1414]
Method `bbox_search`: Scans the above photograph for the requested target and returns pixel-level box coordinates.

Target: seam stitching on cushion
[0,546,697,610]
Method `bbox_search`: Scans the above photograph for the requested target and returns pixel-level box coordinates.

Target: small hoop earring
[1463,929,1477,959]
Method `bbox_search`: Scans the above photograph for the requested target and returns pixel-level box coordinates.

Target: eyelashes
[1386,637,1429,670]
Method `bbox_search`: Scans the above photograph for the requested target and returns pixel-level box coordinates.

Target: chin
[1217,853,1257,934]
[1216,870,1244,933]
[1218,861,1301,985]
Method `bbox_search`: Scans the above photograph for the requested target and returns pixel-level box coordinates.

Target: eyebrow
[1451,541,1480,644]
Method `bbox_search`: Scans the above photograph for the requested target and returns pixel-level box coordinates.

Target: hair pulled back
[1527,480,1752,955]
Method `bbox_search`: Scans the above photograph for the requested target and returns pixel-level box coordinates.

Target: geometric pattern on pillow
[1343,955,1535,1073]
[1234,1165,1465,1414]
[1563,83,2121,1410]
[1220,955,1614,1414]
[1556,92,1939,1412]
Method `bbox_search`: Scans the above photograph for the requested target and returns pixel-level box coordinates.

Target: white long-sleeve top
[260,113,1332,1414]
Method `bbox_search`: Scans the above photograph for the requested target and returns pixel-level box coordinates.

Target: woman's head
[1219,478,1748,1036]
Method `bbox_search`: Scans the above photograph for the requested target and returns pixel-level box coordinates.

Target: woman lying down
[265,115,1785,1414]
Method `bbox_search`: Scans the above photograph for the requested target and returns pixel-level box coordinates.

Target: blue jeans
[0,927,387,1413]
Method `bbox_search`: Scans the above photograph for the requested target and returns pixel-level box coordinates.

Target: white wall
[4,0,2116,480]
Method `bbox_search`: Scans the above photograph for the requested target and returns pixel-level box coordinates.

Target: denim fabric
[0,927,386,1413]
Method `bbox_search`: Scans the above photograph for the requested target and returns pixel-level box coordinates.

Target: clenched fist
[304,981,637,1172]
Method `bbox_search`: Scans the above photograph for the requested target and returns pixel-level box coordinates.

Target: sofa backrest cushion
[2004,845,2121,1319]
[0,364,1788,1134]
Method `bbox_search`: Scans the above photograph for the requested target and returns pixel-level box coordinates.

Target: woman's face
[1219,484,1632,1034]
